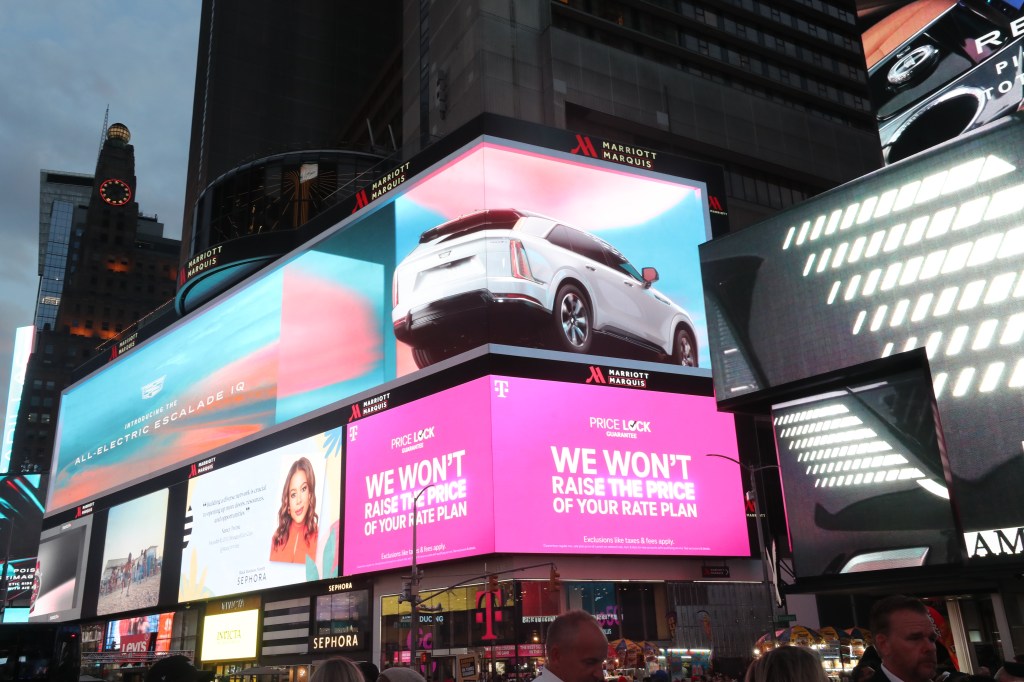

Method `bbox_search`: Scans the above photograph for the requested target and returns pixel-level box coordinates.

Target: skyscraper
[11,124,179,474]
[181,0,880,269]
[35,171,93,332]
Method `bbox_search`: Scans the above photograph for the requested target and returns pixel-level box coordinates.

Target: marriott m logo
[349,404,363,422]
[351,189,369,213]
[571,134,598,158]
[585,366,606,384]
[709,195,724,211]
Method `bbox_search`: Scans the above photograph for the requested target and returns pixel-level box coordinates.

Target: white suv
[392,209,698,368]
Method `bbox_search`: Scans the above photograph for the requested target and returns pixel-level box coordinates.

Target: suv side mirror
[641,266,659,288]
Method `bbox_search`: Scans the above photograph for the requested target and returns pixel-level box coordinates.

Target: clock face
[99,178,132,206]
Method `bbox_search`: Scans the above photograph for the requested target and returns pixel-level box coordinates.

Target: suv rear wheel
[673,327,697,366]
[553,283,592,353]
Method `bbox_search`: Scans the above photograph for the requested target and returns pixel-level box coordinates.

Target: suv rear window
[418,209,522,244]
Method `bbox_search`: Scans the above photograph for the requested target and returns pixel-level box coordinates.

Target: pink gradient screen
[343,378,496,574]
[343,375,748,573]
[491,377,748,556]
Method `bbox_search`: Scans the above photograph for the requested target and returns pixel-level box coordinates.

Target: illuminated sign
[1,326,33,473]
[50,128,716,518]
[201,609,259,661]
[28,514,92,622]
[700,113,1024,553]
[96,490,168,615]
[180,430,341,600]
[860,0,1024,163]
[310,634,361,650]
[343,374,746,575]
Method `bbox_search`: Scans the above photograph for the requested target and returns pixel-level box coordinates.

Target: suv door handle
[622,281,634,287]
[585,265,596,271]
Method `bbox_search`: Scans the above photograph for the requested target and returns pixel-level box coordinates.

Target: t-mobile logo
[349,425,359,442]
[493,379,510,398]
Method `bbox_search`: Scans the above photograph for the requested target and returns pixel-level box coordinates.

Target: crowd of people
[138,596,1011,682]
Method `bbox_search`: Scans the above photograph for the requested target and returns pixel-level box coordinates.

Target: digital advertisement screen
[96,489,168,615]
[490,376,748,555]
[343,378,495,574]
[180,429,342,600]
[859,0,1024,163]
[50,128,714,518]
[343,375,746,574]
[700,114,1024,554]
[28,514,92,622]
[0,475,46,610]
[200,609,259,662]
[104,613,175,653]
[772,369,961,577]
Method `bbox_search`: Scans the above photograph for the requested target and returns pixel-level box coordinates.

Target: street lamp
[706,454,779,646]
[409,484,435,667]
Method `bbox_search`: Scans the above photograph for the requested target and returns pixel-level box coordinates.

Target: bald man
[536,610,609,682]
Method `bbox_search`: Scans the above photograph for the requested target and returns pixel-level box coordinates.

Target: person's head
[544,610,608,682]
[380,668,427,682]
[869,595,938,682]
[744,646,827,682]
[274,457,319,546]
[146,655,200,682]
[358,661,381,682]
[312,658,365,682]
[995,662,1024,682]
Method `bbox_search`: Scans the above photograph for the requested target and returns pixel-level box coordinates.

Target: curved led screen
[343,375,746,575]
[50,128,716,517]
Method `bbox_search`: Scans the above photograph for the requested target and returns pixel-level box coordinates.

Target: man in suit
[534,610,609,682]
[869,595,939,682]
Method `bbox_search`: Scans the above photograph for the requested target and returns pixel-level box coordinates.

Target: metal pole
[706,455,778,647]
[410,485,434,669]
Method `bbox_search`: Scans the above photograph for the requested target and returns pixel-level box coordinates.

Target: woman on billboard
[269,457,319,563]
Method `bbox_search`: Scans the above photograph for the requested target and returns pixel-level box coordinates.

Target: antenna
[97,105,109,166]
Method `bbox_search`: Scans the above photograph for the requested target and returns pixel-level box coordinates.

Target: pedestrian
[866,595,938,682]
[358,661,381,682]
[312,658,366,682]
[381,668,428,682]
[744,646,827,682]
[995,661,1024,682]
[533,610,609,682]
[146,655,200,682]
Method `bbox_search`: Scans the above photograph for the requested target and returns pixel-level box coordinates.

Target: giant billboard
[700,114,1024,561]
[771,368,961,577]
[860,0,1024,163]
[49,127,717,517]
[179,428,342,600]
[343,374,747,575]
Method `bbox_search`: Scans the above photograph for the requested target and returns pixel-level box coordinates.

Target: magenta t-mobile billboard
[342,375,747,574]
[490,376,747,556]
[343,378,496,574]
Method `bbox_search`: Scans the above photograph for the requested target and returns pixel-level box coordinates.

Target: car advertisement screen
[700,114,1024,559]
[96,489,168,616]
[771,369,961,577]
[180,428,342,600]
[490,376,747,556]
[28,514,92,622]
[49,127,714,518]
[343,375,746,574]
[859,0,1024,163]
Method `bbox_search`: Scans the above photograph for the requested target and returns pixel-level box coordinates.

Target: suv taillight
[392,275,399,307]
[510,239,533,280]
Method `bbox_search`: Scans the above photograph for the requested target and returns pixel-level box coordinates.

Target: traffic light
[549,565,561,591]
[487,574,499,593]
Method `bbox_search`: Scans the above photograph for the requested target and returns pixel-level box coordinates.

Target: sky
[0,3,201,438]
